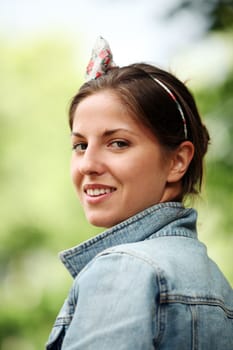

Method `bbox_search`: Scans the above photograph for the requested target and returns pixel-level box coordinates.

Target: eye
[72,142,88,152]
[109,140,129,149]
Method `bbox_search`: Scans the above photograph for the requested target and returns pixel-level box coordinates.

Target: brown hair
[68,63,210,200]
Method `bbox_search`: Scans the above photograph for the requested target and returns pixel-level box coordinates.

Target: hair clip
[85,36,116,82]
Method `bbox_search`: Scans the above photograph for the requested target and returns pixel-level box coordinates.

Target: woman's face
[71,91,176,228]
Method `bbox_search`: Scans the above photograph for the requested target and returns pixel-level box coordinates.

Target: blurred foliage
[0,3,233,349]
[195,62,233,284]
[166,0,233,31]
[0,36,101,350]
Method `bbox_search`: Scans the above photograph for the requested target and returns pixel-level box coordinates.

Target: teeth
[86,188,114,196]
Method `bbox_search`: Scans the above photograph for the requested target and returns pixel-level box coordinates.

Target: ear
[167,141,194,183]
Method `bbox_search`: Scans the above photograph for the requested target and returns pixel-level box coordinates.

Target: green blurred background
[0,1,232,349]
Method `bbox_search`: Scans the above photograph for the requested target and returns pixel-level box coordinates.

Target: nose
[75,146,105,176]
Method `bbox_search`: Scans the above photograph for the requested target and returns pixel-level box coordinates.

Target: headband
[85,36,188,139]
[152,77,188,139]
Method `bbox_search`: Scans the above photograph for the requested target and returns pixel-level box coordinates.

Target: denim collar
[60,202,197,278]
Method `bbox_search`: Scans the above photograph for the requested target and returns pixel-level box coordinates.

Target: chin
[86,214,121,229]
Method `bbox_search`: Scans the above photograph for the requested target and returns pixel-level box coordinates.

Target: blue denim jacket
[46,202,233,349]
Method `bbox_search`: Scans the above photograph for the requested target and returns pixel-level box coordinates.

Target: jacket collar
[59,202,197,278]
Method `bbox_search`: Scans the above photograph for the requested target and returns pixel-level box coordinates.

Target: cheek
[70,157,81,187]
[132,154,167,187]
[131,153,159,175]
[70,157,75,179]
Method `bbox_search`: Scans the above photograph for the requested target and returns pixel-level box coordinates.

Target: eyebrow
[71,128,139,138]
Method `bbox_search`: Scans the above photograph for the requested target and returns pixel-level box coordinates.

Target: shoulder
[72,239,174,303]
[99,236,198,272]
[78,242,160,285]
[71,242,166,303]
[93,237,208,295]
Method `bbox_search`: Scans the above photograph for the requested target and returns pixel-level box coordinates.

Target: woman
[46,37,233,349]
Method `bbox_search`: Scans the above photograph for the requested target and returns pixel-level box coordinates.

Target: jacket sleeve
[61,249,160,350]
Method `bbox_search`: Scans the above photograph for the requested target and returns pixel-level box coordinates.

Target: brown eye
[110,140,129,149]
[72,143,88,152]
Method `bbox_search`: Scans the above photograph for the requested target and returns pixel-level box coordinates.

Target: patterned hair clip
[85,36,116,81]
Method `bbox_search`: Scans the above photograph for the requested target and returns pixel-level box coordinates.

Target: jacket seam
[160,295,233,318]
[98,249,168,346]
[190,304,198,350]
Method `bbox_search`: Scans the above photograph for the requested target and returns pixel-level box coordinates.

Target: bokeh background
[0,0,232,349]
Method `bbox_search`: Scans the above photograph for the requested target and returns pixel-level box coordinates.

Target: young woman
[46,37,233,349]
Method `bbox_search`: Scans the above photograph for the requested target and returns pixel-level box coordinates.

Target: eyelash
[72,142,87,152]
[72,140,130,152]
[109,140,129,149]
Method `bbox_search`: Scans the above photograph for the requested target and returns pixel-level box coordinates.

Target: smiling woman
[46,37,233,350]
[70,91,182,228]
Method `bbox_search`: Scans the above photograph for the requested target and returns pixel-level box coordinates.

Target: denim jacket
[46,202,233,349]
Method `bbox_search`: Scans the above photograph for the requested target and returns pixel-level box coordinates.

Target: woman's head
[71,90,186,227]
[69,63,210,206]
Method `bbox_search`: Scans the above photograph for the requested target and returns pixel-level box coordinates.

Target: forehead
[72,91,159,145]
[77,90,124,112]
[73,91,135,127]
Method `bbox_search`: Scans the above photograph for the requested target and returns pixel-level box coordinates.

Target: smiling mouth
[85,188,116,197]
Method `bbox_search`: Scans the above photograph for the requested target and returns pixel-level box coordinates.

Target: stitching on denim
[153,273,167,347]
[160,294,233,318]
[60,202,187,259]
[99,248,168,277]
[54,315,73,326]
[75,248,169,348]
[153,302,166,348]
[190,305,198,350]
[99,249,169,348]
[148,228,196,238]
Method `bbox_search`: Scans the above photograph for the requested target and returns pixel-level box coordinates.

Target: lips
[84,184,116,197]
